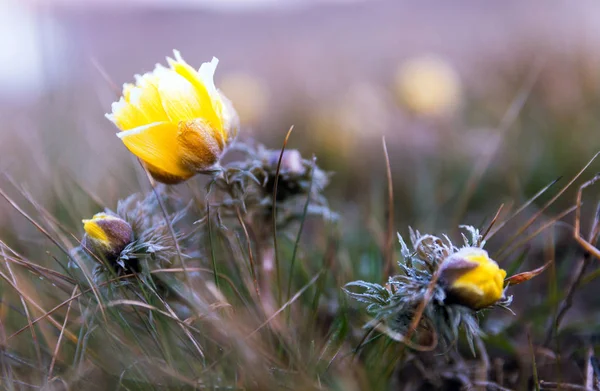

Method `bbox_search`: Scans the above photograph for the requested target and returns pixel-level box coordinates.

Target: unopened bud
[439,247,506,310]
[82,213,134,262]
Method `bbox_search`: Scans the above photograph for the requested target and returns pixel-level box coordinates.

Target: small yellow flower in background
[439,247,507,310]
[106,50,239,184]
[394,55,462,117]
[219,72,269,126]
[82,213,133,261]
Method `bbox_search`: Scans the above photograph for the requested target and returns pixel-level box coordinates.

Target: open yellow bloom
[106,50,239,184]
[439,247,506,310]
[82,213,133,261]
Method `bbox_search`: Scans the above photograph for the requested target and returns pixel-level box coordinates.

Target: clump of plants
[0,49,598,391]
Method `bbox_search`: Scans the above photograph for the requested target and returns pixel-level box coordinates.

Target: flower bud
[82,213,134,262]
[439,247,506,310]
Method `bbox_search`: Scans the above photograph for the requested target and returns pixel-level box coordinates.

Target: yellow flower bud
[394,55,461,117]
[82,213,134,262]
[439,247,506,310]
[106,50,239,184]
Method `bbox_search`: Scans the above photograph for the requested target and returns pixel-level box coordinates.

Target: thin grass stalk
[286,156,316,305]
[207,204,220,290]
[271,126,294,306]
[48,286,78,381]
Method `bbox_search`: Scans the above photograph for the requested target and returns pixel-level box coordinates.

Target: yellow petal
[83,220,109,243]
[123,83,135,102]
[155,67,207,123]
[143,161,194,184]
[117,121,193,180]
[129,75,170,124]
[444,247,506,309]
[108,76,170,130]
[451,281,484,301]
[196,55,219,97]
[108,98,149,130]
[167,52,221,130]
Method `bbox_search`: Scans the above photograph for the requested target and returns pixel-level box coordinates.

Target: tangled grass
[1,59,600,390]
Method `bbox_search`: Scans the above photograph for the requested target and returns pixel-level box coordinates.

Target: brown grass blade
[382,137,395,277]
[1,247,43,373]
[497,205,577,263]
[487,177,561,240]
[48,286,78,381]
[272,125,294,306]
[0,270,78,344]
[495,151,600,258]
[453,60,543,223]
[481,203,504,243]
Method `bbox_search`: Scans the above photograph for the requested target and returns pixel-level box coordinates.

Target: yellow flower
[439,247,507,310]
[394,55,461,117]
[82,213,133,261]
[106,50,239,184]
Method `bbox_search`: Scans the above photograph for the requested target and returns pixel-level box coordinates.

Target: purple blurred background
[2,0,600,232]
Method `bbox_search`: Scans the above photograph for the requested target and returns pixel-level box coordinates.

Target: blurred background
[2,0,600,257]
[2,1,600,387]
